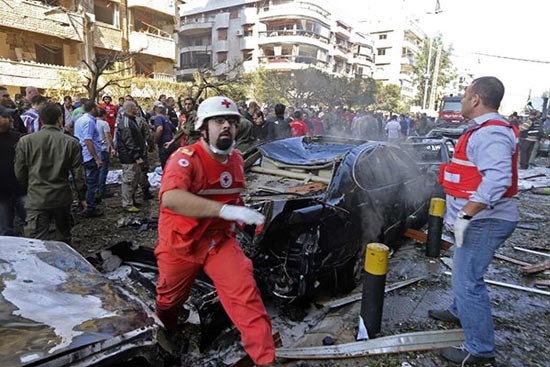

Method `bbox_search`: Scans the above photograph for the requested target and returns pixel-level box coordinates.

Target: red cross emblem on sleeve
[221,99,231,108]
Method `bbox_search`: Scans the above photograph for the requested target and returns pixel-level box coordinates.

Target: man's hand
[163,139,174,149]
[453,217,470,248]
[95,158,102,168]
[219,205,265,225]
[79,200,87,214]
[136,158,144,165]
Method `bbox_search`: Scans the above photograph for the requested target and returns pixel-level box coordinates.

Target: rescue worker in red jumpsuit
[155,96,276,365]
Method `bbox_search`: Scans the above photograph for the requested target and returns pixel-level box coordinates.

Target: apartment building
[178,0,375,81]
[0,0,178,96]
[364,16,425,101]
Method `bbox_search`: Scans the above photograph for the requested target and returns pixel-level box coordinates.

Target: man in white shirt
[385,115,401,142]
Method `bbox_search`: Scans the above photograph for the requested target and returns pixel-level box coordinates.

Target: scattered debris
[404,228,452,250]
[320,276,426,309]
[522,260,550,274]
[494,253,532,267]
[230,333,282,367]
[534,280,550,287]
[532,187,550,195]
[522,173,546,180]
[513,246,550,258]
[443,271,550,296]
[275,329,465,359]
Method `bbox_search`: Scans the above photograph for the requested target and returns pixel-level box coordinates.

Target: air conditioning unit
[236,30,244,37]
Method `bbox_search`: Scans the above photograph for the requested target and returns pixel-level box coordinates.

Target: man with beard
[155,96,275,365]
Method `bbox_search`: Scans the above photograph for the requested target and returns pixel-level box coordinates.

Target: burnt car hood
[0,237,160,367]
[258,137,357,165]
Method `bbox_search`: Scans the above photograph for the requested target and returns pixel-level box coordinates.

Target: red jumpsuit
[155,141,275,365]
[98,102,118,133]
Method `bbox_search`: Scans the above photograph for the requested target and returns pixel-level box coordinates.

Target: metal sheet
[276,329,465,359]
[321,276,426,309]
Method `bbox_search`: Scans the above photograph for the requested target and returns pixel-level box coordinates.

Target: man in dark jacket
[0,106,26,235]
[14,104,86,244]
[266,103,291,141]
[116,101,146,212]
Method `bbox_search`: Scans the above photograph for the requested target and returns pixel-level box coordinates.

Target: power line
[472,52,550,64]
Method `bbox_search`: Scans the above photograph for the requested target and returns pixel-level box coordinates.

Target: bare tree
[191,61,247,102]
[81,51,140,102]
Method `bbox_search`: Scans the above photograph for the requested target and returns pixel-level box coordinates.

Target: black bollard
[426,198,445,258]
[358,243,389,340]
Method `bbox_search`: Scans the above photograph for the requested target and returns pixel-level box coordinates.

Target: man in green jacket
[15,103,87,245]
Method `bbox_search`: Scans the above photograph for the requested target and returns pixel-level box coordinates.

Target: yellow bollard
[358,243,389,340]
[426,198,446,257]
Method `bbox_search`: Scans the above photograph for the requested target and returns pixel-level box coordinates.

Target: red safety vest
[157,142,245,261]
[440,120,519,199]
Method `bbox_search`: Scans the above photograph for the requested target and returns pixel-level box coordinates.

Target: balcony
[129,31,175,61]
[334,21,351,39]
[0,58,79,89]
[240,7,257,25]
[258,55,329,72]
[152,72,176,82]
[0,0,84,42]
[258,30,330,50]
[180,45,212,53]
[180,15,214,34]
[127,0,176,18]
[214,13,229,29]
[240,36,257,50]
[94,23,123,51]
[214,40,229,53]
[259,1,330,26]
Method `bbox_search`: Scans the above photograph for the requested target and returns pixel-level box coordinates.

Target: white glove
[219,204,265,225]
[453,217,470,248]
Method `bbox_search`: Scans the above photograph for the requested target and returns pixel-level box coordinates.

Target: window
[243,50,253,61]
[244,24,254,37]
[377,48,386,56]
[35,44,63,66]
[181,51,211,69]
[217,52,227,63]
[379,34,387,40]
[94,0,119,28]
[229,9,238,19]
[218,29,227,41]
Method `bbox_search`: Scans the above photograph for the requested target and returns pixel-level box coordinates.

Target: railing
[260,1,330,19]
[0,58,79,89]
[129,31,176,60]
[127,0,176,17]
[258,55,329,68]
[152,72,176,82]
[258,30,330,44]
[133,21,172,39]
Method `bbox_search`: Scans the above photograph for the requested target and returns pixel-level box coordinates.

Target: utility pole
[422,37,433,110]
[428,43,442,110]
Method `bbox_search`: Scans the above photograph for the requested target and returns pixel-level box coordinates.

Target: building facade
[364,16,425,101]
[0,0,178,96]
[178,0,375,81]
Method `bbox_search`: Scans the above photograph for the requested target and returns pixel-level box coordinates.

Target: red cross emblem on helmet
[221,99,231,108]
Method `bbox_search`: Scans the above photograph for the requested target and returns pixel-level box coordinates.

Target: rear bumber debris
[276,329,465,359]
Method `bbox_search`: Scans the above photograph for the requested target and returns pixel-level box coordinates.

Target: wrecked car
[0,237,169,367]
[238,136,446,300]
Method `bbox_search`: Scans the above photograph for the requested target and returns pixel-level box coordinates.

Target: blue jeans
[449,218,517,357]
[98,150,110,196]
[83,159,99,214]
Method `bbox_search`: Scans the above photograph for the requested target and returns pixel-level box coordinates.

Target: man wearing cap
[98,94,118,133]
[0,106,26,235]
[155,96,275,365]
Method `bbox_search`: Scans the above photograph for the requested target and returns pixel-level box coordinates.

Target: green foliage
[245,68,377,109]
[371,82,407,114]
[412,34,456,106]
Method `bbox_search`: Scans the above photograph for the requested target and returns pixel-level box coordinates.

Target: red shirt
[98,102,118,133]
[289,120,310,137]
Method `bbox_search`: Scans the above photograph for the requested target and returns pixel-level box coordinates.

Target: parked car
[0,237,169,367]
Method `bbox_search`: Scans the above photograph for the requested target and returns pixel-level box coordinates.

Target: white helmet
[195,96,241,131]
[102,94,111,101]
